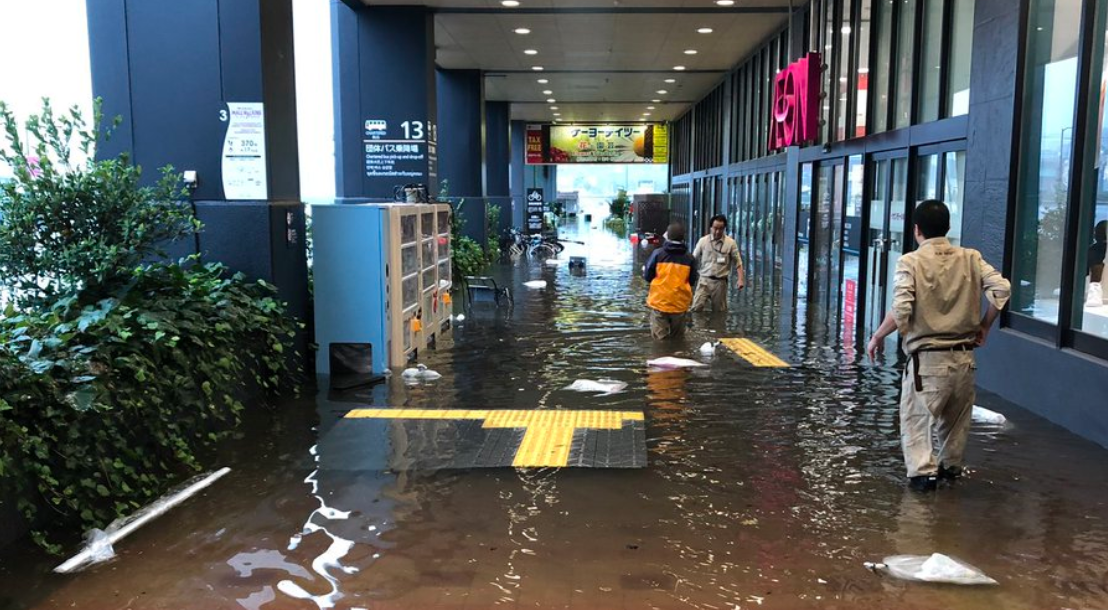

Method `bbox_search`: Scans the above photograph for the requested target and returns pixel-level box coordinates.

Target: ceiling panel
[366,1,792,121]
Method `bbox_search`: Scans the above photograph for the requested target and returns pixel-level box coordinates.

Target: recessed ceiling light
[532,66,544,71]
[644,112,652,116]
[514,28,531,35]
[524,49,538,55]
[543,89,553,94]
[647,106,656,110]
[537,78,549,84]
[652,99,661,103]
[502,0,520,6]
[665,78,676,83]
[674,66,686,71]
[698,27,714,34]
[553,113,561,116]
[657,90,668,94]
[716,0,735,5]
[550,106,558,110]
[684,49,698,55]
[546,98,556,103]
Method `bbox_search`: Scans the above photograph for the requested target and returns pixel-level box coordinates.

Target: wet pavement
[2,220,1108,610]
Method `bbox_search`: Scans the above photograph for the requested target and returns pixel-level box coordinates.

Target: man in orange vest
[643,223,698,339]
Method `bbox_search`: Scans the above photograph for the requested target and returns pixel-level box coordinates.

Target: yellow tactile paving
[344,408,644,467]
[720,338,790,368]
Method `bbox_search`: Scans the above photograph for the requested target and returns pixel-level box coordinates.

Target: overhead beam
[435,7,791,14]
[486,69,727,75]
[506,100,697,104]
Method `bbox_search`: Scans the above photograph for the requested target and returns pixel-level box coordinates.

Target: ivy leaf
[66,386,98,412]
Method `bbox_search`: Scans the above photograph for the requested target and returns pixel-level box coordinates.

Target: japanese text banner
[526,124,668,164]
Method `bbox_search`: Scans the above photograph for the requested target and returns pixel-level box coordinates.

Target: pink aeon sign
[768,52,821,150]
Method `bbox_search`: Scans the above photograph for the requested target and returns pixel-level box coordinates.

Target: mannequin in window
[1086,220,1107,307]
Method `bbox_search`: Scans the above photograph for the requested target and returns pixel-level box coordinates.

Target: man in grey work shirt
[691,215,745,312]
[866,200,1010,493]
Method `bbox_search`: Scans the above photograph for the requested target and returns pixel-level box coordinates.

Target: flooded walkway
[3,221,1108,610]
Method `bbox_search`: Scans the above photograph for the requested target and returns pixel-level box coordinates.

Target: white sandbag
[699,342,718,356]
[401,364,441,382]
[972,405,1007,425]
[647,356,708,369]
[523,280,548,289]
[869,553,997,585]
[564,379,628,394]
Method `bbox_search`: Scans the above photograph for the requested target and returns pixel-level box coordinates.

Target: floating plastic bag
[867,553,998,585]
[564,379,628,394]
[544,259,560,266]
[647,356,708,369]
[972,406,1007,425]
[454,314,466,322]
[401,364,441,383]
[699,342,718,356]
[523,280,548,289]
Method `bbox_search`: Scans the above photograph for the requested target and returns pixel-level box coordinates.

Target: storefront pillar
[437,68,487,243]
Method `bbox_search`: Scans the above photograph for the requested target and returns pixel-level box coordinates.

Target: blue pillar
[486,101,511,234]
[86,0,307,330]
[332,3,438,199]
[437,68,486,243]
[510,119,528,229]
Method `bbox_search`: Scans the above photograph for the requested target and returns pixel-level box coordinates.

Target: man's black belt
[705,275,727,281]
[907,343,976,392]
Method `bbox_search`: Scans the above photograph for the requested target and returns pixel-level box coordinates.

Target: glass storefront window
[894,0,917,128]
[945,151,966,245]
[856,0,873,137]
[837,0,855,141]
[1073,2,1108,339]
[871,0,893,133]
[948,0,975,116]
[798,164,814,300]
[1013,0,1082,324]
[823,0,836,142]
[919,0,944,123]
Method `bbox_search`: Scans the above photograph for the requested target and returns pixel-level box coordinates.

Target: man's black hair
[914,199,950,239]
[666,222,686,243]
[1095,220,1107,243]
[710,214,727,228]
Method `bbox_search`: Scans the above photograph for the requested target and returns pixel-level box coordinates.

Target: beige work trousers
[650,308,688,340]
[899,350,976,478]
[691,277,728,312]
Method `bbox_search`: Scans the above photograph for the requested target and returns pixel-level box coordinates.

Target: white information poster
[221,102,268,200]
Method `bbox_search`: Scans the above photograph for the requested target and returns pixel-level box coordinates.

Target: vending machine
[312,202,452,376]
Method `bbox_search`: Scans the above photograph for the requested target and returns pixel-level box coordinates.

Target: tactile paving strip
[720,338,790,368]
[344,409,647,469]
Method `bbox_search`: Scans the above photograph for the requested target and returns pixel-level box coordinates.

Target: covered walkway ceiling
[354,1,795,123]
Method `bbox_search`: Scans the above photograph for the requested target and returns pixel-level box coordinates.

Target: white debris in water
[523,280,548,289]
[972,405,1007,425]
[544,259,560,266]
[699,341,718,356]
[872,553,998,585]
[454,314,466,322]
[647,356,708,369]
[401,364,442,383]
[564,379,628,394]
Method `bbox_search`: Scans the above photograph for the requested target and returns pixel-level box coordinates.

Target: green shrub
[609,188,630,219]
[0,99,298,551]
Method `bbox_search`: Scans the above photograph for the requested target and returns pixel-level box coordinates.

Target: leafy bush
[0,99,298,550]
[609,188,630,219]
[485,203,502,262]
[0,100,198,308]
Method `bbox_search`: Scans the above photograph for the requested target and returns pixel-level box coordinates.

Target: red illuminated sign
[768,52,821,150]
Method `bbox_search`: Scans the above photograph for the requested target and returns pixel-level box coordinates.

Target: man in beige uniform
[866,200,1010,492]
[691,214,745,312]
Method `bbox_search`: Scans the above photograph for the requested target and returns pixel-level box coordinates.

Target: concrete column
[332,3,438,199]
[486,101,512,234]
[510,119,528,229]
[86,0,308,331]
[437,68,487,243]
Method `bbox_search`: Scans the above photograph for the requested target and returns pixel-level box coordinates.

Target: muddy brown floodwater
[2,220,1107,610]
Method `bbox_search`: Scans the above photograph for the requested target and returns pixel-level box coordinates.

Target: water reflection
[1,220,1107,610]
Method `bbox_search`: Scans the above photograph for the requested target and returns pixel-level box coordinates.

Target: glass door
[842,156,865,352]
[862,155,909,342]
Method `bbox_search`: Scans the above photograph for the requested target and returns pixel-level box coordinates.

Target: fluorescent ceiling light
[673,66,686,71]
[684,50,698,55]
[657,90,668,94]
[537,78,549,84]
[514,28,531,34]
[532,66,544,71]
[502,0,520,6]
[665,78,676,83]
[698,27,714,34]
[524,49,538,55]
